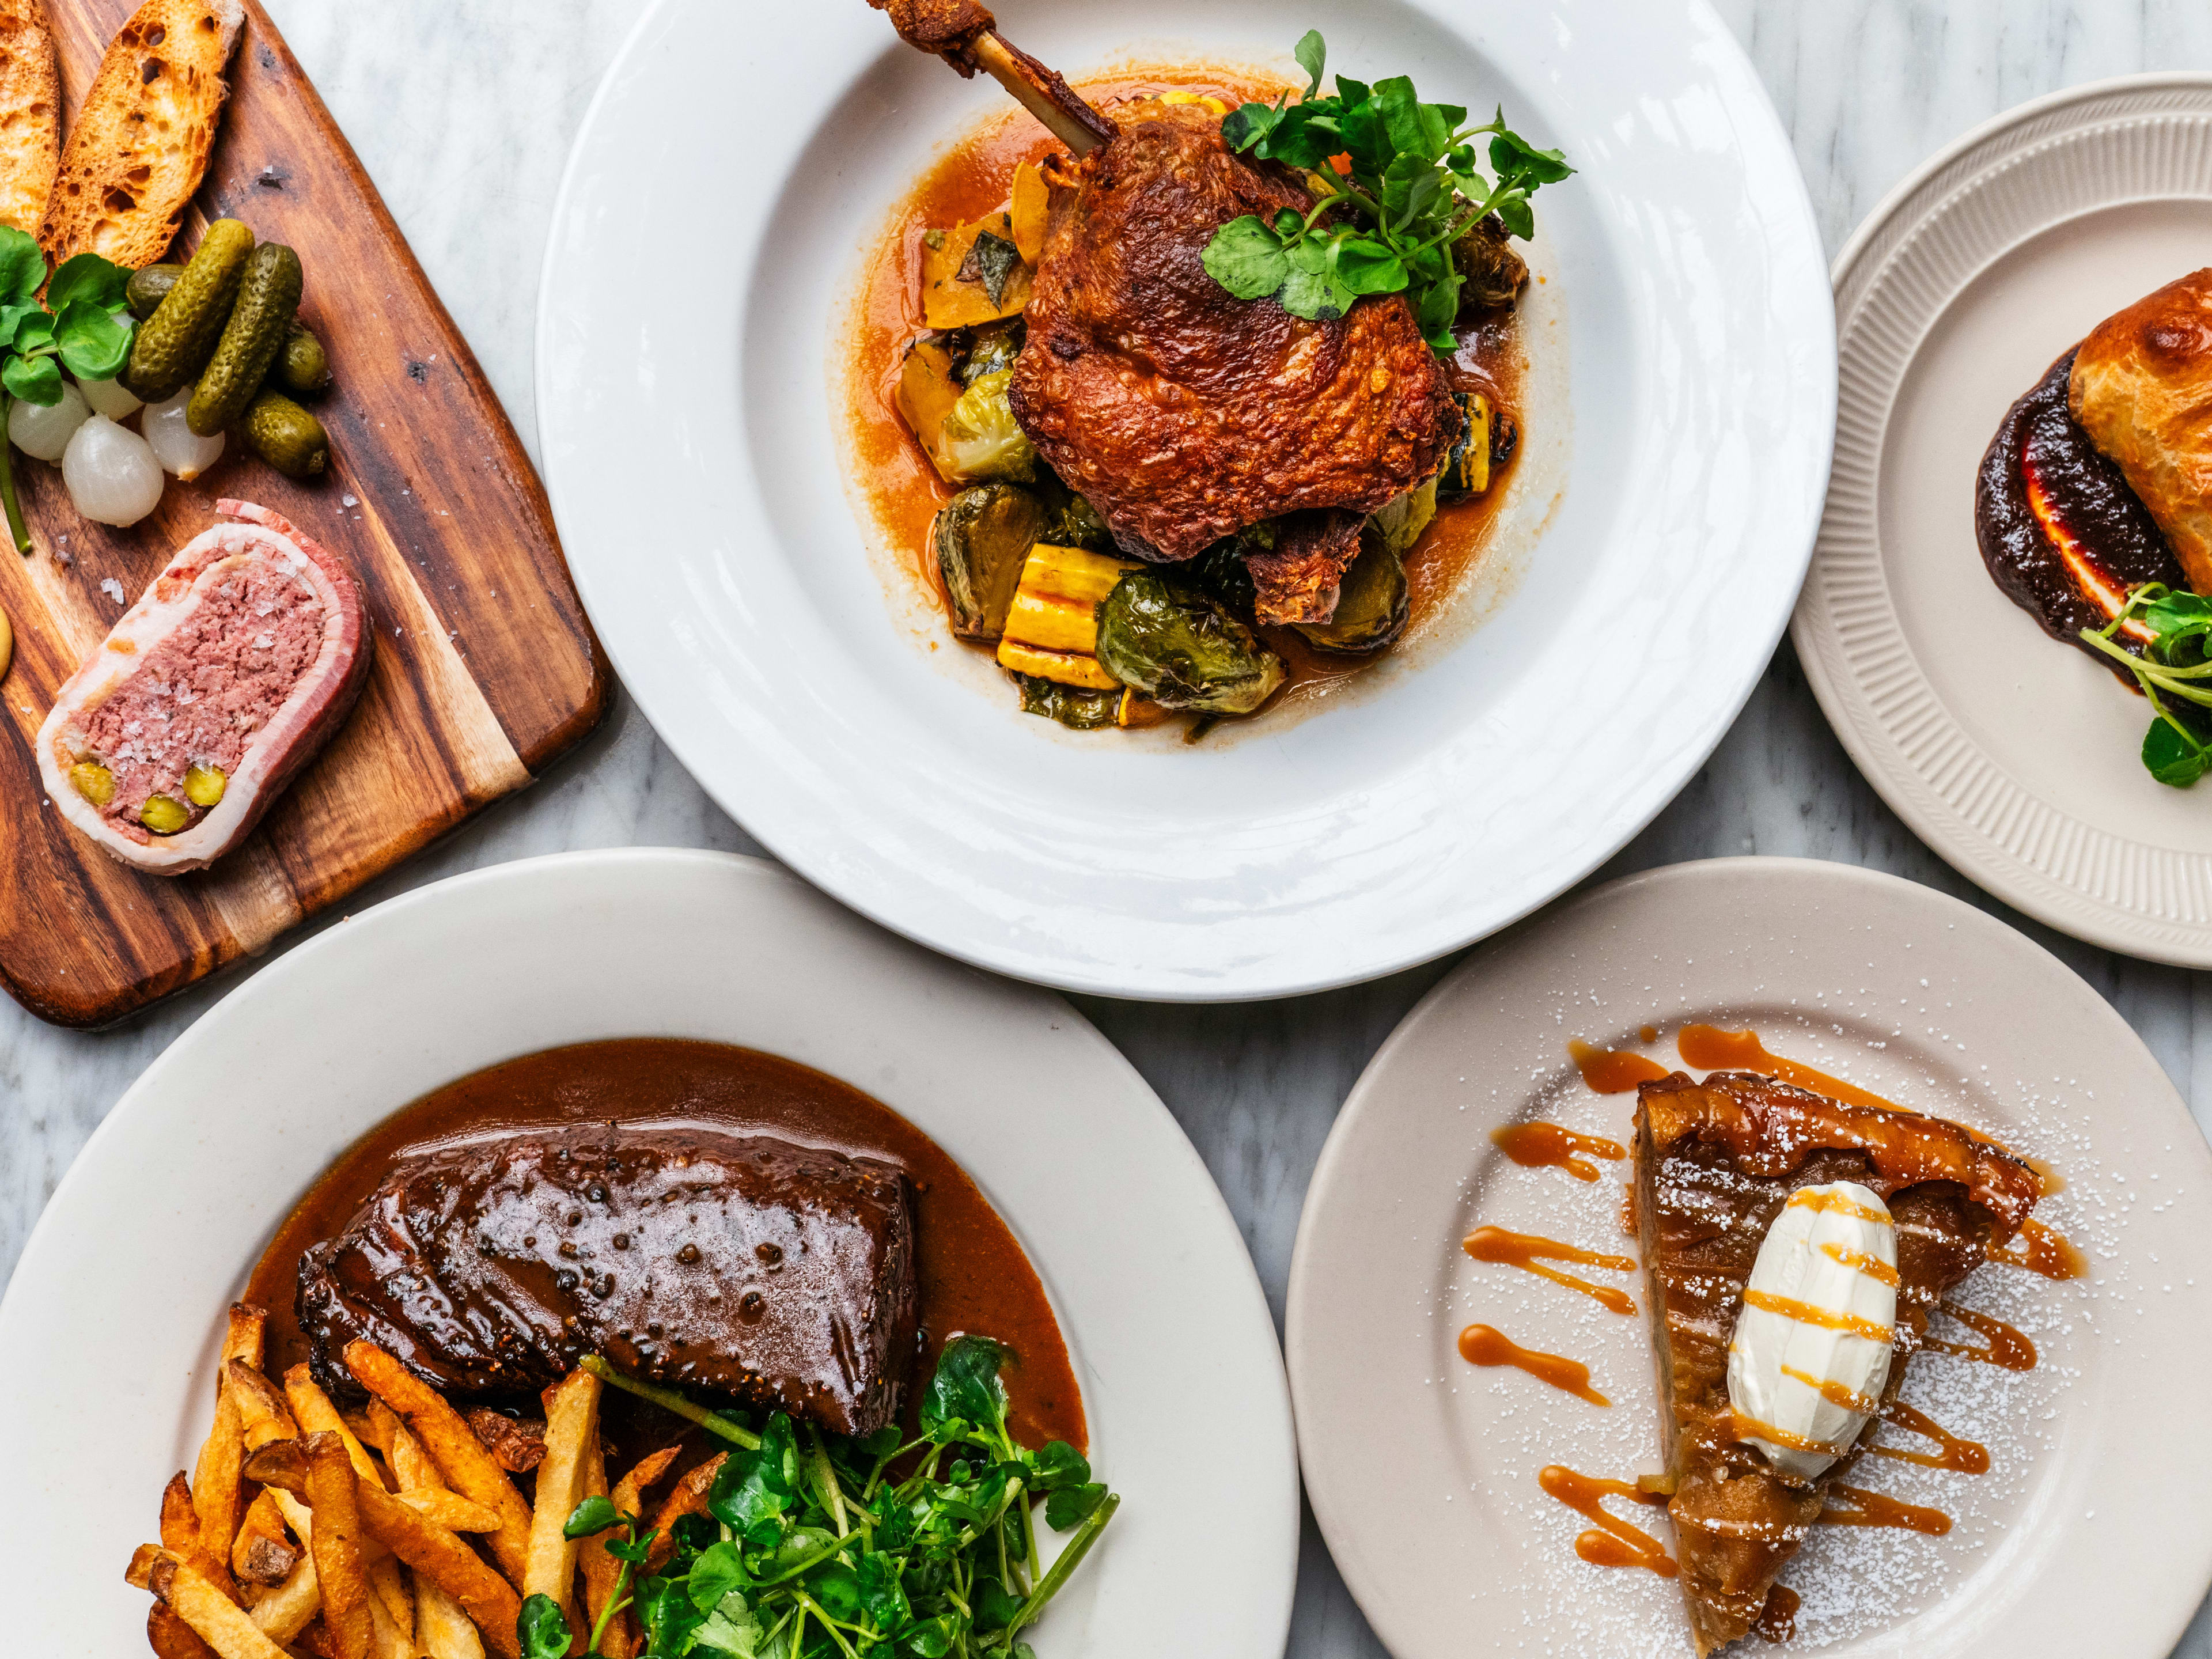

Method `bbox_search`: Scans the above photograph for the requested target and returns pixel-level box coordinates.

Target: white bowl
[537,0,1835,999]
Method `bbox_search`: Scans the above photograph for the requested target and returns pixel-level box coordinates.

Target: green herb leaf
[562,1493,620,1541]
[921,1335,1011,1445]
[53,299,132,382]
[1027,1440,1091,1492]
[1202,214,1291,301]
[516,1593,571,1659]
[0,227,41,308]
[708,1412,800,1544]
[2,351,59,406]
[1293,28,1327,99]
[1044,1481,1109,1530]
[44,252,130,315]
[2144,715,2212,787]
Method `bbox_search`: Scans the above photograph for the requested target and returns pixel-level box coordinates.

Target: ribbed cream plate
[1795,75,2212,963]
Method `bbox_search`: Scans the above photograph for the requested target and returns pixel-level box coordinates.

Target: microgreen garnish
[0,225,136,552]
[1199,29,1571,353]
[550,1336,1117,1657]
[2080,584,2212,786]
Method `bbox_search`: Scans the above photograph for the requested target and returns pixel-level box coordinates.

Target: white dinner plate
[1289,857,2212,1658]
[0,849,1297,1658]
[535,0,1834,1001]
[1794,75,2212,965]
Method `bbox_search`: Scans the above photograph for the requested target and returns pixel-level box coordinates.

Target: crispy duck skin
[297,1126,921,1438]
[1008,106,1461,568]
[1248,510,1365,626]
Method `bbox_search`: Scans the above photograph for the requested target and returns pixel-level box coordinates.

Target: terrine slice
[37,499,372,874]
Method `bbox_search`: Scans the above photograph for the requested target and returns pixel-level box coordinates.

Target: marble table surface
[7,1,2212,1653]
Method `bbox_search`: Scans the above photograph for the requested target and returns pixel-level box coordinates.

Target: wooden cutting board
[0,0,608,1027]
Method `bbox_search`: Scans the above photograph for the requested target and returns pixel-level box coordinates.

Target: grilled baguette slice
[39,0,244,267]
[0,0,56,236]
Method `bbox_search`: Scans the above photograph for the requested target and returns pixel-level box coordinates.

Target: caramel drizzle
[1731,1411,1847,1458]
[1923,1303,2037,1371]
[1567,1039,1669,1094]
[1820,1483,1952,1535]
[1755,1585,1800,1643]
[1868,1399,1990,1474]
[1991,1217,2087,1282]
[1463,1226,1638,1315]
[1491,1121,1627,1183]
[1675,1024,1908,1116]
[1459,1324,1609,1407]
[1789,1186,1892,1226]
[1741,1289,1891,1344]
[1778,1364,1877,1418]
[1818,1241,1900,1287]
[1536,1466,1677,1577]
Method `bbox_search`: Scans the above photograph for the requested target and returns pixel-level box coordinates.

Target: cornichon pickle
[183,762,226,806]
[140,793,190,834]
[123,219,255,402]
[188,243,303,436]
[126,263,184,320]
[69,760,113,806]
[241,388,328,478]
[276,321,331,395]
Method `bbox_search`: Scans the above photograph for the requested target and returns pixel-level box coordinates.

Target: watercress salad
[525,1338,1118,1659]
[1200,31,1571,352]
[2082,584,2212,786]
[0,224,136,552]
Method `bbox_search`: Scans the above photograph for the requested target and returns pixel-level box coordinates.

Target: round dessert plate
[0,849,1297,1659]
[536,0,1833,1000]
[1796,74,2212,964]
[1289,857,2212,1659]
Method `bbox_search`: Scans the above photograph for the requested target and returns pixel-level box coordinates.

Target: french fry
[395,1488,499,1532]
[285,1365,384,1487]
[386,1416,442,1497]
[247,1551,321,1646]
[343,1340,533,1586]
[412,1569,486,1659]
[347,1409,391,1455]
[224,1305,268,1371]
[522,1368,601,1630]
[301,1431,375,1659]
[575,1430,612,1654]
[582,1445,679,1659]
[149,1604,218,1659]
[133,1548,291,1659]
[643,1454,725,1573]
[191,1382,244,1598]
[161,1472,202,1555]
[233,1490,300,1584]
[366,1555,414,1654]
[247,1438,522,1659]
[295,1615,336,1658]
[226,1363,298,1452]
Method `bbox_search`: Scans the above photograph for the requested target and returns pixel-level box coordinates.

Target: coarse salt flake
[100,578,124,603]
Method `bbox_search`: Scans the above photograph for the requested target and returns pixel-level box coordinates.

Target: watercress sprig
[1200,30,1571,352]
[552,1336,1116,1658]
[2080,583,2212,786]
[0,224,136,552]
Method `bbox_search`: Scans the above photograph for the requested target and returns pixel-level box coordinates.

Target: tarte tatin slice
[1633,1070,2043,1653]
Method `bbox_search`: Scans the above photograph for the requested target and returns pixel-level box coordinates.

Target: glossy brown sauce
[1869,1400,1990,1475]
[244,1039,1085,1456]
[1820,1484,1952,1536]
[1536,1466,1676,1575]
[1462,1226,1637,1315]
[1490,1120,1626,1183]
[1923,1304,2037,1372]
[1567,1038,1669,1094]
[1458,1324,1608,1407]
[839,64,1529,724]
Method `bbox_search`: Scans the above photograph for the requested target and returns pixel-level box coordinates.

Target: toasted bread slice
[0,1,57,237]
[39,0,244,267]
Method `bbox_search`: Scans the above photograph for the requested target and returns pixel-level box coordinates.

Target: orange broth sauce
[839,64,1528,722]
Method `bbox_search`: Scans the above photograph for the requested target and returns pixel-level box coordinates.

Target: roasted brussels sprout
[1095,572,1286,717]
[938,368,1037,483]
[961,319,1024,384]
[1051,487,1112,550]
[1016,673,1122,729]
[1452,213,1529,315]
[1370,475,1438,559]
[934,484,1047,641]
[1436,391,1491,501]
[1294,528,1408,654]
[1189,536,1259,617]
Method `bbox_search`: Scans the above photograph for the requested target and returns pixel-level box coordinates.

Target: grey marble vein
[3,2,2211,1653]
